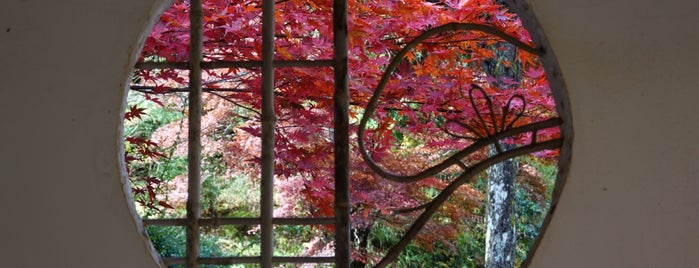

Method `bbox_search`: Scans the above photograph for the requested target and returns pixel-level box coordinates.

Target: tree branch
[375,138,562,267]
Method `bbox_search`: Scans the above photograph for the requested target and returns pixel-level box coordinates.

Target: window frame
[130,0,573,267]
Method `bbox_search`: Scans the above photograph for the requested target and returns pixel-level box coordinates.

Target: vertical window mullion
[333,0,350,267]
[186,0,204,267]
[260,0,276,267]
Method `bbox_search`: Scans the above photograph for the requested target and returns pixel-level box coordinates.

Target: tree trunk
[484,41,520,268]
[485,144,517,268]
[350,226,372,268]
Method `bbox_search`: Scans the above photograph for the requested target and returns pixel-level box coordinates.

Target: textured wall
[528,0,699,267]
[0,0,169,267]
[0,0,697,267]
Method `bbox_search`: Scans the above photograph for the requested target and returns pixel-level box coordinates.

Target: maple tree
[127,0,561,266]
[124,104,172,211]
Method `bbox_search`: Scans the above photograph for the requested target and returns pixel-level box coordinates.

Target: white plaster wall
[0,0,697,267]
[0,0,168,267]
[528,0,699,267]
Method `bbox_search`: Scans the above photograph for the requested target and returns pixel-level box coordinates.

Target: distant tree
[484,41,520,268]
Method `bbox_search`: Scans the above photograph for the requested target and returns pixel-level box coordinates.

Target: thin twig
[206,91,260,116]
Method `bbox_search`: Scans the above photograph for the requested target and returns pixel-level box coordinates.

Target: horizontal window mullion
[162,257,336,265]
[269,257,336,264]
[271,217,335,225]
[134,59,334,70]
[204,59,334,69]
[142,217,335,226]
[129,85,251,93]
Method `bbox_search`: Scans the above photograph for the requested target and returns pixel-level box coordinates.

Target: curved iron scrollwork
[357,23,563,267]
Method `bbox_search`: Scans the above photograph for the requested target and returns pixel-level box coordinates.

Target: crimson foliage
[127,0,559,262]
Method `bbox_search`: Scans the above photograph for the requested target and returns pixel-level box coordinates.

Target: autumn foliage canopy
[125,0,559,262]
